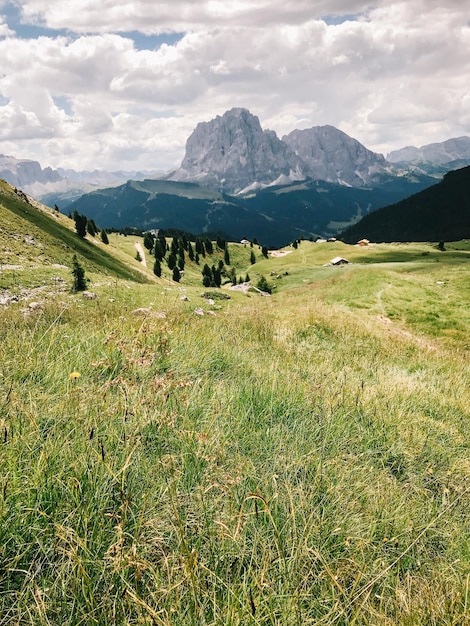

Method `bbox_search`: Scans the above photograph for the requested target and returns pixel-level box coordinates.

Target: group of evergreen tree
[144,231,229,284]
[71,210,109,245]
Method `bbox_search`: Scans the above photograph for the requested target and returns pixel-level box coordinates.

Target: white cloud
[0,0,468,170]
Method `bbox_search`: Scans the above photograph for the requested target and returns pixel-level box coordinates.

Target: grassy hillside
[1,209,470,624]
[0,180,152,290]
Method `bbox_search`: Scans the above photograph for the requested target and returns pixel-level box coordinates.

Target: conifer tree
[71,255,87,292]
[250,250,256,264]
[178,250,185,270]
[188,242,195,261]
[101,230,109,244]
[204,238,213,255]
[224,247,230,265]
[87,219,98,236]
[172,267,181,282]
[257,275,271,293]
[153,258,162,277]
[73,211,87,239]
[167,252,176,270]
[143,232,155,251]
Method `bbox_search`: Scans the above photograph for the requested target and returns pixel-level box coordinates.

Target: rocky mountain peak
[282,125,390,186]
[170,108,306,193]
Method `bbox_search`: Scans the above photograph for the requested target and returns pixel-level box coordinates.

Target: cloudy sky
[0,0,469,172]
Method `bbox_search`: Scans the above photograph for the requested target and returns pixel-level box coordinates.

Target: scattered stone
[207,310,216,316]
[155,312,167,319]
[0,292,18,305]
[28,301,42,310]
[194,307,204,315]
[82,291,98,300]
[206,298,215,305]
[180,295,190,301]
[132,307,151,315]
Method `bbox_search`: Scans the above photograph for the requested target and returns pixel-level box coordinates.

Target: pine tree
[101,230,109,244]
[167,253,176,270]
[262,245,268,258]
[224,247,230,265]
[143,232,155,251]
[87,219,98,236]
[71,255,87,292]
[153,258,162,277]
[172,267,181,282]
[188,242,195,261]
[250,250,256,264]
[204,238,213,255]
[73,211,87,239]
[257,275,271,293]
[154,239,164,261]
[178,250,185,270]
[170,238,179,256]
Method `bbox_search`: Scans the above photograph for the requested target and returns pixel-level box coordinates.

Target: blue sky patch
[3,2,72,39]
[52,96,73,115]
[322,14,362,26]
[121,31,184,51]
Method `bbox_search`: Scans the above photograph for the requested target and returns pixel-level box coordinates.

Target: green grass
[1,202,470,624]
[0,186,150,284]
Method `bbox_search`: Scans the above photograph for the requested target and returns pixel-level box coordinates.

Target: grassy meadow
[1,194,470,624]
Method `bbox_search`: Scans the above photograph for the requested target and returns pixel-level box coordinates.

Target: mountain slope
[0,180,150,282]
[341,166,470,243]
[68,175,436,247]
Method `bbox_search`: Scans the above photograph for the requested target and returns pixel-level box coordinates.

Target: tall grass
[1,269,469,625]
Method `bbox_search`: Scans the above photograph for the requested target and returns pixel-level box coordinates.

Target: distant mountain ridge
[0,153,63,189]
[2,108,468,202]
[388,136,470,165]
[67,175,435,247]
[0,153,162,205]
[169,108,393,193]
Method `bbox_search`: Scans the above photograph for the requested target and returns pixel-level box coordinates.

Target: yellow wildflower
[69,371,81,380]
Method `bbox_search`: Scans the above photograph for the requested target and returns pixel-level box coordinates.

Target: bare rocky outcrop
[283,125,391,187]
[170,108,307,194]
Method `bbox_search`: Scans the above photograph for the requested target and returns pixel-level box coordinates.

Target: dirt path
[135,242,147,267]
